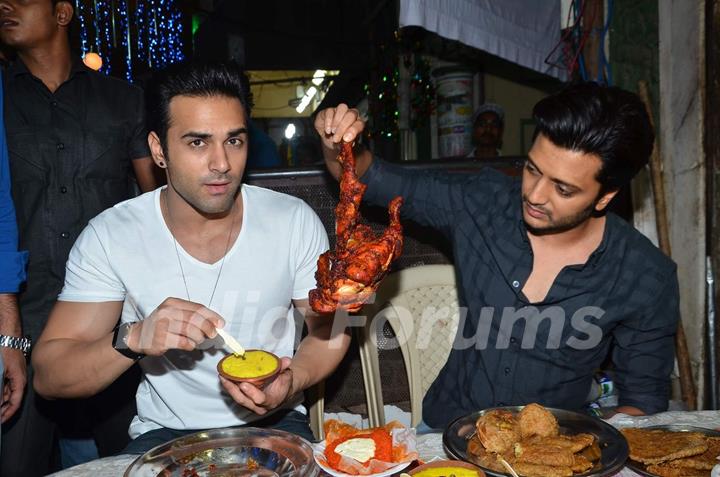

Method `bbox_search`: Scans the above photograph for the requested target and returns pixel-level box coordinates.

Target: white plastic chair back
[358,264,460,427]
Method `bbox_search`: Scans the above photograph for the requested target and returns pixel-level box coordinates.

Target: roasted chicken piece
[309,143,403,313]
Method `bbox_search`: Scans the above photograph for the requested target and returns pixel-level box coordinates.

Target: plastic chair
[357,264,461,427]
[306,381,325,440]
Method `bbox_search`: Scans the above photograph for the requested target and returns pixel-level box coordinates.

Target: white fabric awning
[399,0,565,80]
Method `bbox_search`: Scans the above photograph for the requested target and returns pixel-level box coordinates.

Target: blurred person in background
[469,103,505,159]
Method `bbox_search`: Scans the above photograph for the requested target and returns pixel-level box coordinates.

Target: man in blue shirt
[0,69,29,449]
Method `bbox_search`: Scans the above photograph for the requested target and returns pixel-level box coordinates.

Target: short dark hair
[532,82,654,192]
[146,61,253,146]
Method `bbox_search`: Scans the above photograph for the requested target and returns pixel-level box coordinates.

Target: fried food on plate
[666,436,720,470]
[467,436,510,474]
[513,440,575,467]
[518,403,560,439]
[645,464,709,477]
[524,434,595,454]
[621,428,708,465]
[579,440,602,462]
[468,403,601,477]
[512,462,574,477]
[476,409,521,453]
[570,454,593,473]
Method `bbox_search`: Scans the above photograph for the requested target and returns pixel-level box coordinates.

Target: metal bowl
[124,426,320,477]
[443,406,629,477]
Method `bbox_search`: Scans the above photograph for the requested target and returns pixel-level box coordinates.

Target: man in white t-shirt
[31,61,350,453]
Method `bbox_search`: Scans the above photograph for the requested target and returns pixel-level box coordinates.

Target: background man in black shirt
[0,0,157,474]
[315,83,679,427]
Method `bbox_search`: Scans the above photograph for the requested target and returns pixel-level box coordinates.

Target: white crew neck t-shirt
[59,185,329,438]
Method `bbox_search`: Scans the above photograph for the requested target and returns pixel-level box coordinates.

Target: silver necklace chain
[166,192,237,309]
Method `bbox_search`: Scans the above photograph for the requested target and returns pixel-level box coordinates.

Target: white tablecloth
[48,411,720,477]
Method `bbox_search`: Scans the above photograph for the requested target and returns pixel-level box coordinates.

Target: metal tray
[123,426,320,477]
[623,425,720,477]
[442,406,629,477]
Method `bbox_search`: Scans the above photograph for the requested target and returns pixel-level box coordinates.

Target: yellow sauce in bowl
[220,350,279,379]
[412,468,480,477]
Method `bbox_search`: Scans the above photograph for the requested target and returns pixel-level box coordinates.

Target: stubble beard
[523,196,598,236]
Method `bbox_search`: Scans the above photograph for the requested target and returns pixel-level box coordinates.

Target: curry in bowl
[217,349,281,387]
[409,460,484,477]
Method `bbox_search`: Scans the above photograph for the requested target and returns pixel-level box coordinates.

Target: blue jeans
[122,410,314,455]
[415,419,440,435]
[59,438,99,468]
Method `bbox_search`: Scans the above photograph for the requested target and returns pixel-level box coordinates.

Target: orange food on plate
[325,428,393,469]
[320,419,418,475]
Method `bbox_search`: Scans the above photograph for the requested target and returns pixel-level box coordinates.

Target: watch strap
[0,335,32,356]
[112,323,145,361]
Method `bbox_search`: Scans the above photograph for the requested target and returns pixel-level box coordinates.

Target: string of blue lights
[75,0,89,56]
[118,0,132,81]
[74,0,185,81]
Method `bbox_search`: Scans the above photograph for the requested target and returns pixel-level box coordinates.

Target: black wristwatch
[112,323,145,361]
[0,335,32,357]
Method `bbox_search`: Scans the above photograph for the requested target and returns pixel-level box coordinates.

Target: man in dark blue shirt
[314,83,679,427]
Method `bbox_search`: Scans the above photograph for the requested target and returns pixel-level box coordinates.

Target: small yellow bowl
[409,460,485,477]
[217,349,281,388]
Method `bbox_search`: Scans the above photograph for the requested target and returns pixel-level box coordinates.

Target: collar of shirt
[514,203,612,270]
[6,55,89,81]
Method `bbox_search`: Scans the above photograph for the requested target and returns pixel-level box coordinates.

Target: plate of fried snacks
[622,425,720,477]
[313,419,418,476]
[443,403,628,477]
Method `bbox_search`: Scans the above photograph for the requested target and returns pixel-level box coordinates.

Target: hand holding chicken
[309,142,403,313]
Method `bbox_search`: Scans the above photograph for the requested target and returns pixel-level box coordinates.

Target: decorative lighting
[75,0,89,55]
[284,123,296,139]
[83,52,103,71]
[295,86,318,113]
[72,0,185,81]
[118,0,132,81]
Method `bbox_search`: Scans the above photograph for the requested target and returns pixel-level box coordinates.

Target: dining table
[48,410,720,477]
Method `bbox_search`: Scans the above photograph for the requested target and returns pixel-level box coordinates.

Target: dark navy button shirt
[362,158,679,427]
[4,58,149,339]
